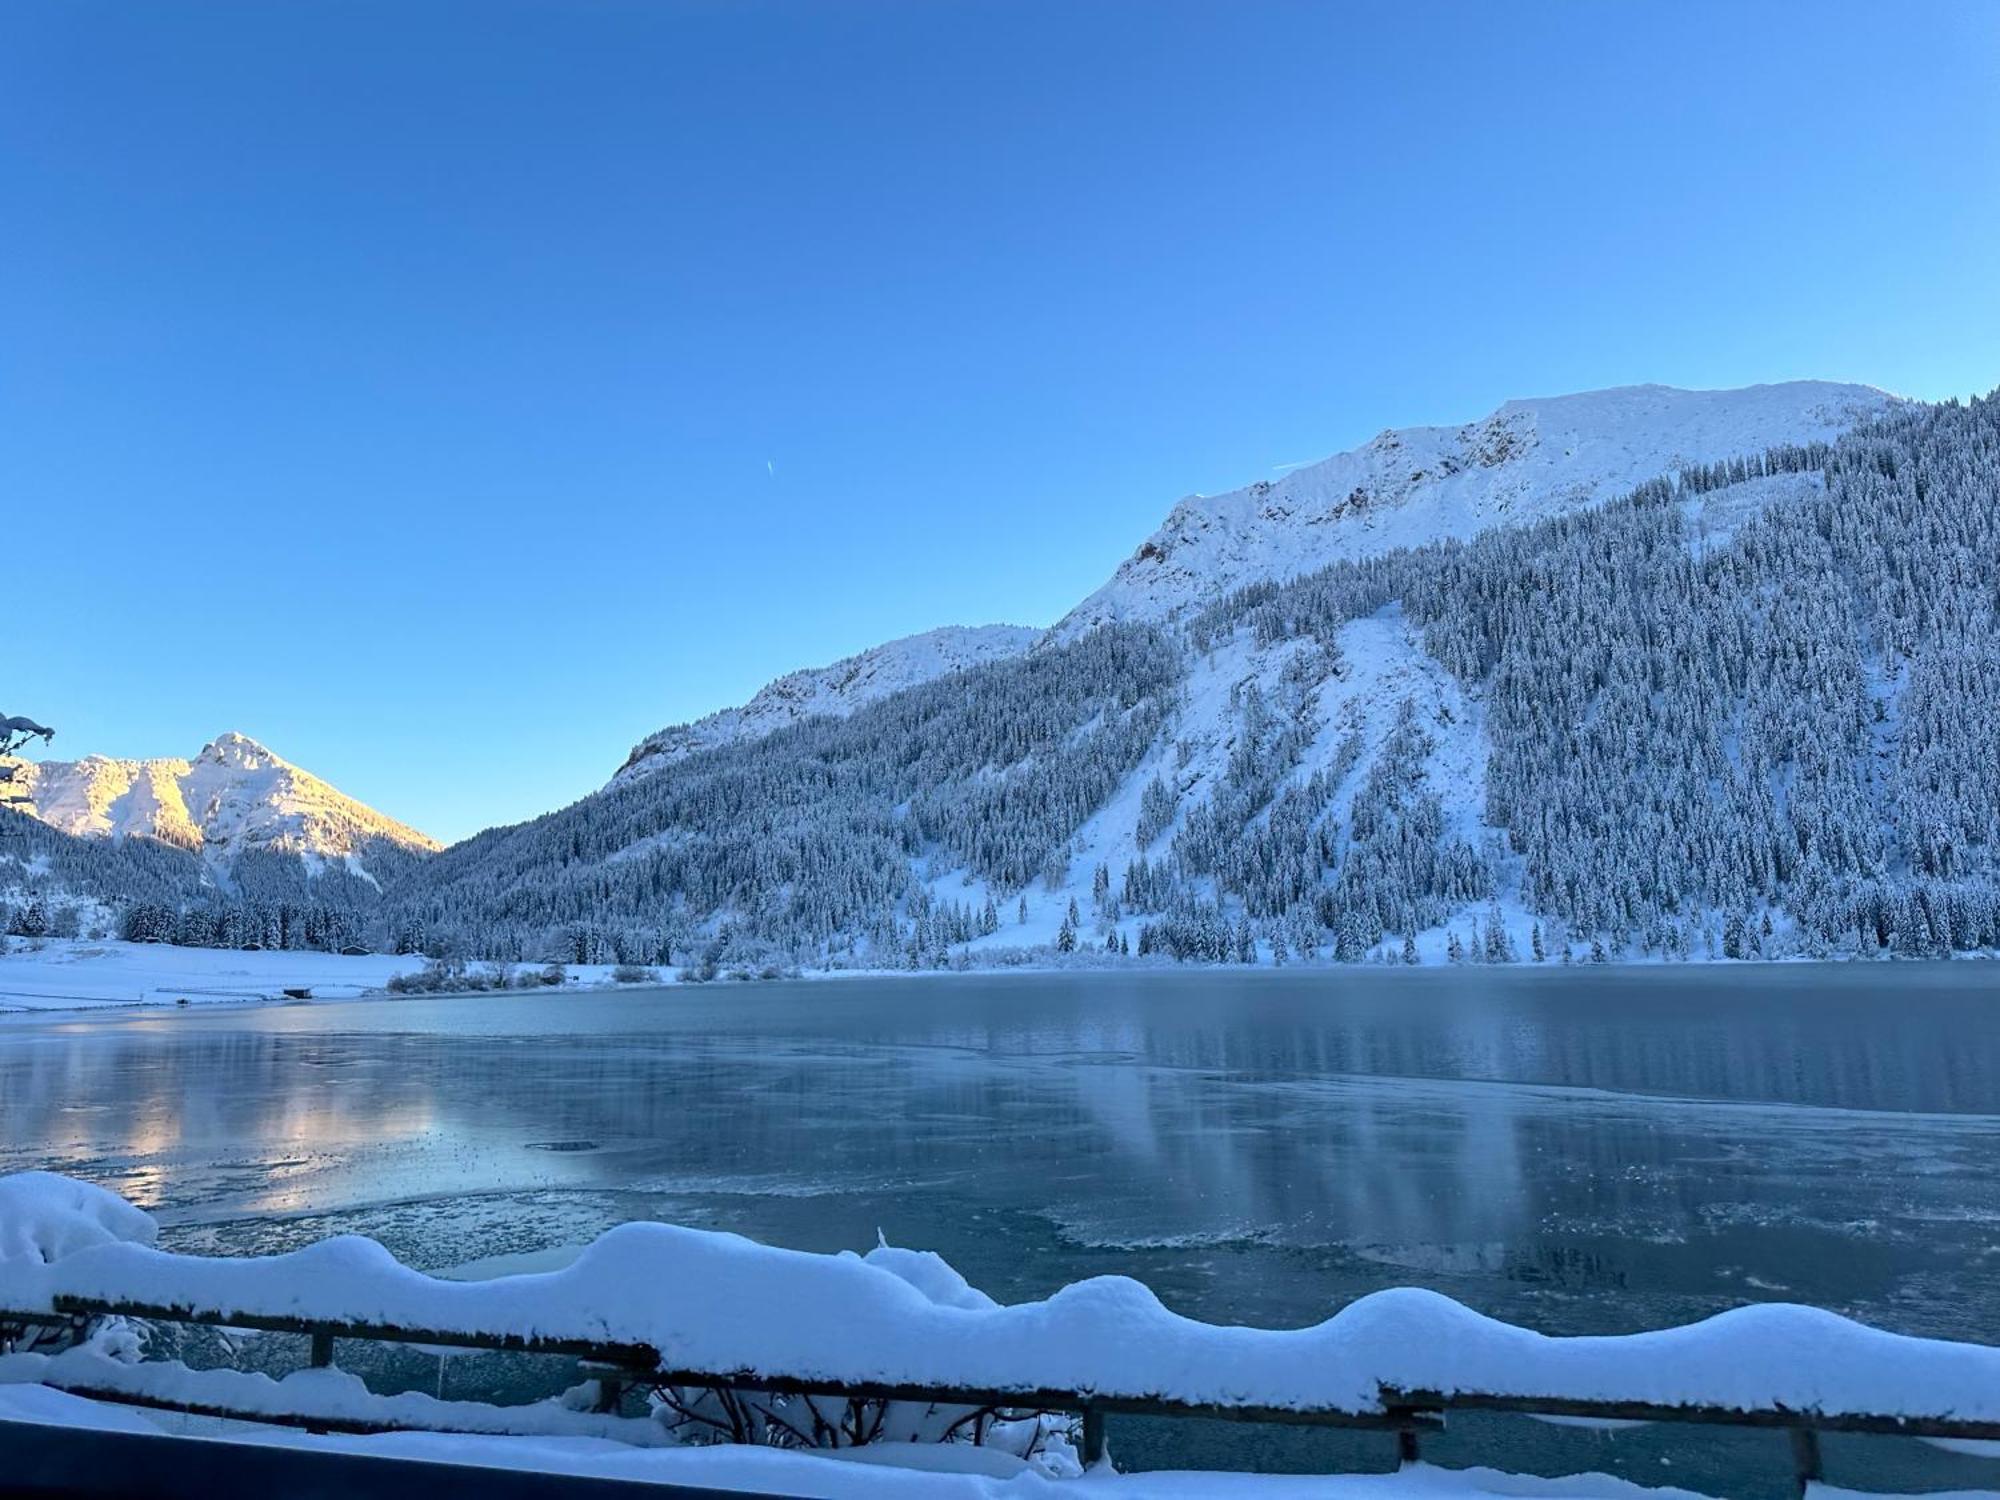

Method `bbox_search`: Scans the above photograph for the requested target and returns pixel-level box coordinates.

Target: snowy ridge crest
[6,732,440,876]
[614,623,1043,785]
[1058,381,1899,634]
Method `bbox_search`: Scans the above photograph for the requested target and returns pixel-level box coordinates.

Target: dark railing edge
[0,1414,780,1500]
[6,1377,597,1440]
[1378,1387,2000,1442]
[42,1296,659,1366]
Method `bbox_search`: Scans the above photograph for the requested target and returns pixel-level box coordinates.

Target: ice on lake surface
[4,964,1998,1496]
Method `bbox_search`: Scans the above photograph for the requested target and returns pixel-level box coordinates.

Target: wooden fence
[6,1293,1999,1497]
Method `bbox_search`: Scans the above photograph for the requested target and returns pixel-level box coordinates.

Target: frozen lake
[4,963,1998,1493]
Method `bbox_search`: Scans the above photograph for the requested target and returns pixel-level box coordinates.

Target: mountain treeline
[374,623,1182,967]
[1136,396,2000,960]
[0,810,412,952]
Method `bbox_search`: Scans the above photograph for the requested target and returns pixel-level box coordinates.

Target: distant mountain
[1059,381,1898,634]
[5,733,438,885]
[379,380,2000,973]
[613,624,1043,785]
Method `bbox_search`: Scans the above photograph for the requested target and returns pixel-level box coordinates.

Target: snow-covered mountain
[1058,381,1899,634]
[615,382,1895,778]
[6,733,439,881]
[614,624,1042,784]
[390,378,2000,973]
[28,377,1992,971]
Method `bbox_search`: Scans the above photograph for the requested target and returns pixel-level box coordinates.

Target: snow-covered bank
[3,933,1990,1020]
[0,938,672,1015]
[0,938,429,1012]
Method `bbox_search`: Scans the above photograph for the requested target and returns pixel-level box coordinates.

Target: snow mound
[5,1174,1997,1428]
[1059,381,1899,634]
[0,1173,157,1266]
[614,624,1042,784]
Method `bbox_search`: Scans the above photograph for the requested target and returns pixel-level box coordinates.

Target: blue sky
[6,1,1997,843]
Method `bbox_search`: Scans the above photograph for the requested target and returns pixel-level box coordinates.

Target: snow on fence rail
[4,1173,1999,1495]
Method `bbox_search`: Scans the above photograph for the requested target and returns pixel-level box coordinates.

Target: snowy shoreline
[0,936,1990,1023]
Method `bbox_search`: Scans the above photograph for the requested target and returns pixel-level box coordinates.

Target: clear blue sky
[6,1,1997,843]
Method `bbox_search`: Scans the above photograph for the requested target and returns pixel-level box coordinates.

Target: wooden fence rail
[7,1296,2000,1497]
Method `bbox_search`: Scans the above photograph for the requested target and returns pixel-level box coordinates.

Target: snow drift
[4,1173,1996,1428]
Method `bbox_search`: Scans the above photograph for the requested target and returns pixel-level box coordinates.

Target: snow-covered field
[0,938,652,1014]
[0,938,428,1012]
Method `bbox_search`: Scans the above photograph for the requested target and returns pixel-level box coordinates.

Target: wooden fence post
[575,1360,634,1414]
[305,1328,336,1434]
[1396,1421,1421,1466]
[1080,1406,1106,1467]
[1789,1427,1823,1498]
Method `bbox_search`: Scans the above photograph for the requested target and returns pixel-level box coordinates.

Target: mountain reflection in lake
[4,964,1997,1495]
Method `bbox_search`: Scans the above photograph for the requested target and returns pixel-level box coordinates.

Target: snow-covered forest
[8,389,1999,973]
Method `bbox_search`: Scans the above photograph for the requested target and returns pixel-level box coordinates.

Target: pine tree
[1722,913,1746,960]
[12,896,48,938]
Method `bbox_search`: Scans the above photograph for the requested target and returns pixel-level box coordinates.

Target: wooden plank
[25,1299,1426,1429]
[43,1296,660,1368]
[644,1367,1433,1430]
[17,1353,666,1449]
[15,1384,508,1448]
[1379,1388,2000,1442]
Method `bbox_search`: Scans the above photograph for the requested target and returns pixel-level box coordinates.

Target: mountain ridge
[613,383,1901,778]
[1057,380,1899,635]
[5,732,440,885]
[614,623,1044,785]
